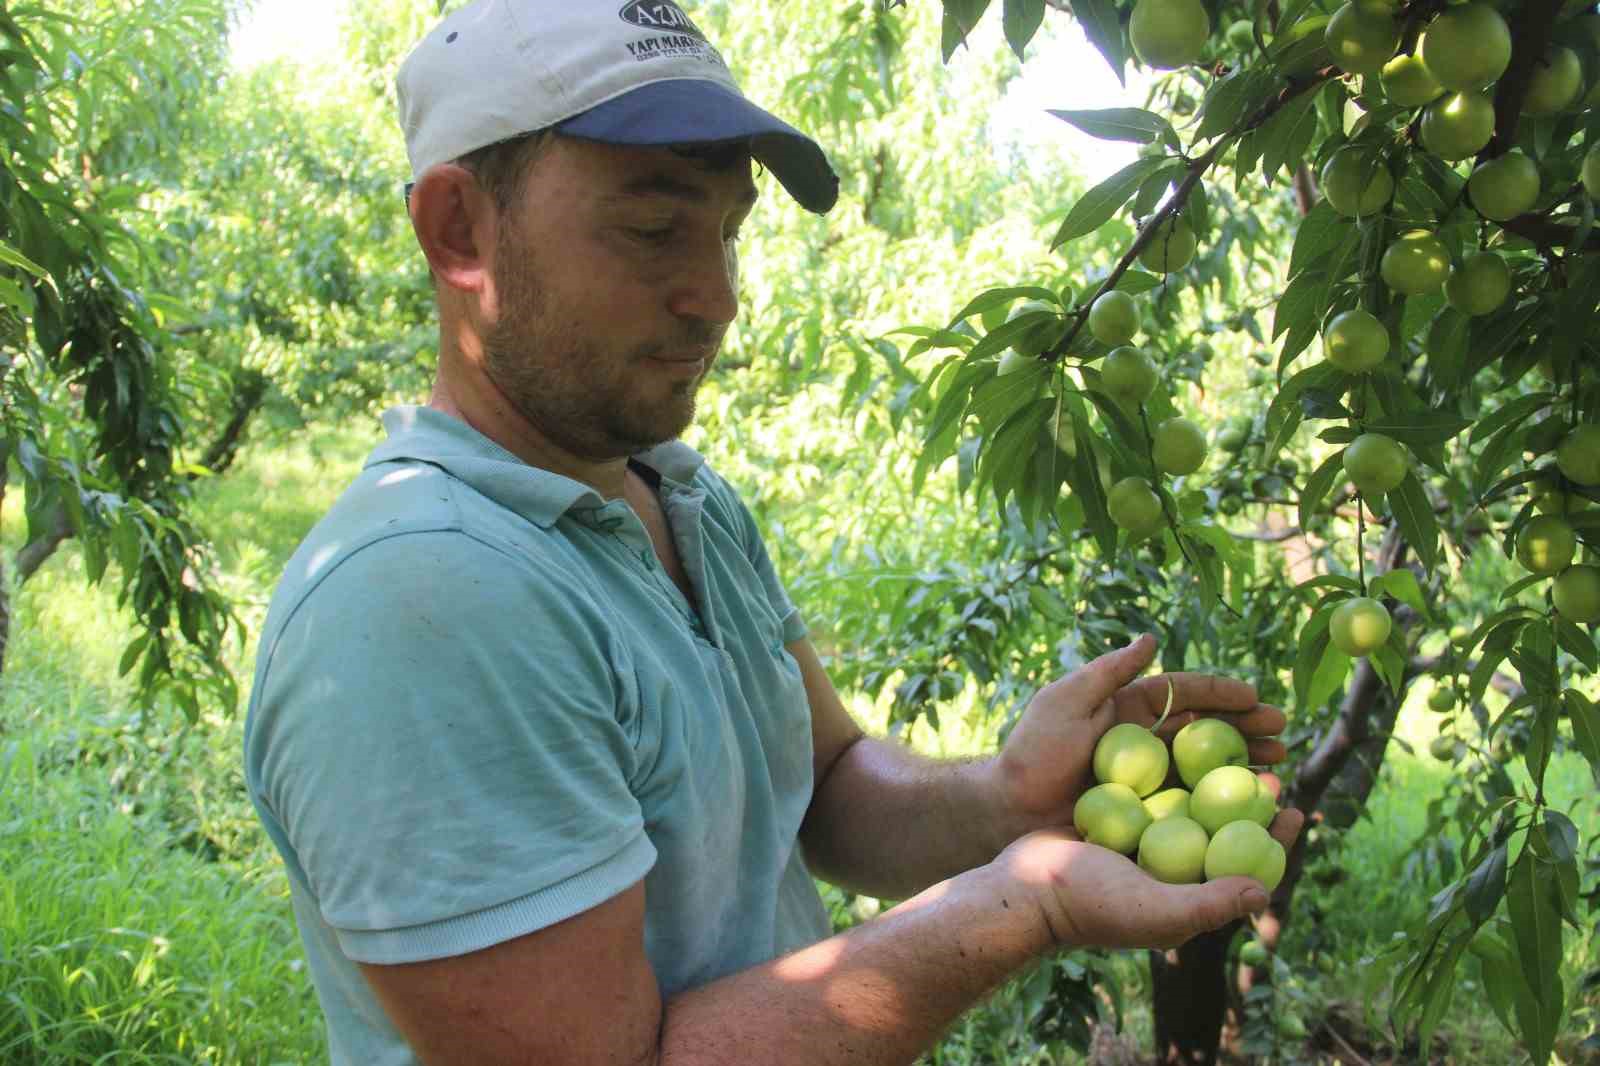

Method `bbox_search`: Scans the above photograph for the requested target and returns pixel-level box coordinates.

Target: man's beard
[481,231,712,460]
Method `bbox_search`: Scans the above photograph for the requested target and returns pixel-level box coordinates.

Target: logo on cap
[619,1,705,40]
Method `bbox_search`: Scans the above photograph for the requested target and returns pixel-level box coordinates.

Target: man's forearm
[800,735,1039,901]
[659,862,1049,1066]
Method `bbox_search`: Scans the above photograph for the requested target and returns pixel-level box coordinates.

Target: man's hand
[991,821,1299,951]
[989,634,1291,847]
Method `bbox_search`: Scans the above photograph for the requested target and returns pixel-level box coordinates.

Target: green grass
[0,739,320,1064]
[3,417,1599,1064]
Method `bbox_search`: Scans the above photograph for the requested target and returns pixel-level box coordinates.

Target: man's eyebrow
[603,173,760,208]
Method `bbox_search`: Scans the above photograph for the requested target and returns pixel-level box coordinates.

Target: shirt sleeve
[250,528,654,965]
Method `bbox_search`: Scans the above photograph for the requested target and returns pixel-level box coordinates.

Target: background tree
[1,0,242,719]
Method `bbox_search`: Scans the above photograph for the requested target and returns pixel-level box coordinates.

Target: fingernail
[1240,887,1269,913]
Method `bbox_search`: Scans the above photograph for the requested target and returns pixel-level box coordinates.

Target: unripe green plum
[1108,477,1166,540]
[1554,565,1600,624]
[1322,308,1389,372]
[1130,0,1212,68]
[1320,148,1394,217]
[1139,217,1197,273]
[1421,91,1495,160]
[1444,252,1511,316]
[1088,290,1140,346]
[1093,722,1171,797]
[1143,787,1192,821]
[1102,346,1160,405]
[1380,230,1451,295]
[1517,515,1578,574]
[1074,782,1153,854]
[1204,820,1287,892]
[1343,433,1409,495]
[1138,816,1210,884]
[1380,51,1443,107]
[1468,153,1540,221]
[1325,0,1401,77]
[1523,47,1583,114]
[1557,425,1600,485]
[1419,4,1512,90]
[1172,718,1251,789]
[1189,765,1274,834]
[1152,417,1209,475]
[1330,596,1392,656]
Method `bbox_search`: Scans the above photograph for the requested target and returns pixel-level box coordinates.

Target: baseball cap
[396,0,840,214]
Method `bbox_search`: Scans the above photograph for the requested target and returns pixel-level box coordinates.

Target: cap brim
[557,79,839,214]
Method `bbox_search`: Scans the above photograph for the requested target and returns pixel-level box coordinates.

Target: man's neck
[427,375,632,501]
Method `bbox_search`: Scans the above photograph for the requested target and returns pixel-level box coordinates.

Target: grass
[3,417,1598,1064]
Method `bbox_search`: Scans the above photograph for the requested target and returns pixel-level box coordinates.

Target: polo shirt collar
[369,405,707,528]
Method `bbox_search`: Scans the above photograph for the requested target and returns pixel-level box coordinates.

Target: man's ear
[408,164,497,295]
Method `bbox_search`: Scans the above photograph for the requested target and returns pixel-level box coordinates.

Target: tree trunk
[1150,925,1239,1066]
[192,368,266,479]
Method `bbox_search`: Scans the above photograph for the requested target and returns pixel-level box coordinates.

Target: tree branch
[16,505,74,584]
[1047,68,1337,360]
[1488,0,1564,157]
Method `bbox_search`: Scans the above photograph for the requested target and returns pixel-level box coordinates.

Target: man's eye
[629,226,674,245]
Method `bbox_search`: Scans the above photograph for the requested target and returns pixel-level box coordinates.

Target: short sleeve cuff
[333,831,658,965]
[780,606,808,644]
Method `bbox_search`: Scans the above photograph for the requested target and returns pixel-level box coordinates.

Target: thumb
[1054,634,1157,713]
[1165,876,1270,945]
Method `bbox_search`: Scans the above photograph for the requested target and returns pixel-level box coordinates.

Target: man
[242,2,1303,1063]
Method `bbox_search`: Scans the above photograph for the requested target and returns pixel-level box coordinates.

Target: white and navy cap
[397,0,840,213]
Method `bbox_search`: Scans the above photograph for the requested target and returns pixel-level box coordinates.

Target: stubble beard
[481,229,708,461]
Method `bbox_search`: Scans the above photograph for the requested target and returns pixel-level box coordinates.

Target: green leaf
[1388,473,1440,571]
[1298,451,1344,534]
[944,285,1060,329]
[1554,618,1598,671]
[1289,202,1358,276]
[1051,157,1168,249]
[1071,0,1128,85]
[0,237,48,280]
[1508,840,1564,1066]
[1002,0,1046,59]
[1258,92,1319,180]
[1468,392,1555,447]
[941,0,994,60]
[1564,690,1600,779]
[1361,412,1473,448]
[1369,568,1428,620]
[1469,618,1526,707]
[1196,67,1275,142]
[1265,362,1347,459]
[1464,843,1509,924]
[1049,107,1179,148]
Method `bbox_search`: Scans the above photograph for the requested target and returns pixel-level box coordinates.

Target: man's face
[479,136,757,461]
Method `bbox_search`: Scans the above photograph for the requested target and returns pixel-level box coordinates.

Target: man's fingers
[1147,701,1288,741]
[1124,672,1258,722]
[1268,808,1305,852]
[1160,877,1270,946]
[1246,738,1289,765]
[1043,634,1158,715]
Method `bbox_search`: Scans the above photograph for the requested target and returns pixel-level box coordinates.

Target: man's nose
[668,236,739,326]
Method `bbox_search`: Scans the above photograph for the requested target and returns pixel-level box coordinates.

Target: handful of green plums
[1073,718,1287,891]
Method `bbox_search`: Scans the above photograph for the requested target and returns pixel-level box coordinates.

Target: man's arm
[361,832,1277,1066]
[792,636,1013,900]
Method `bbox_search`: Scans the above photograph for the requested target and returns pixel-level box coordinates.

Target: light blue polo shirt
[243,405,830,1066]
